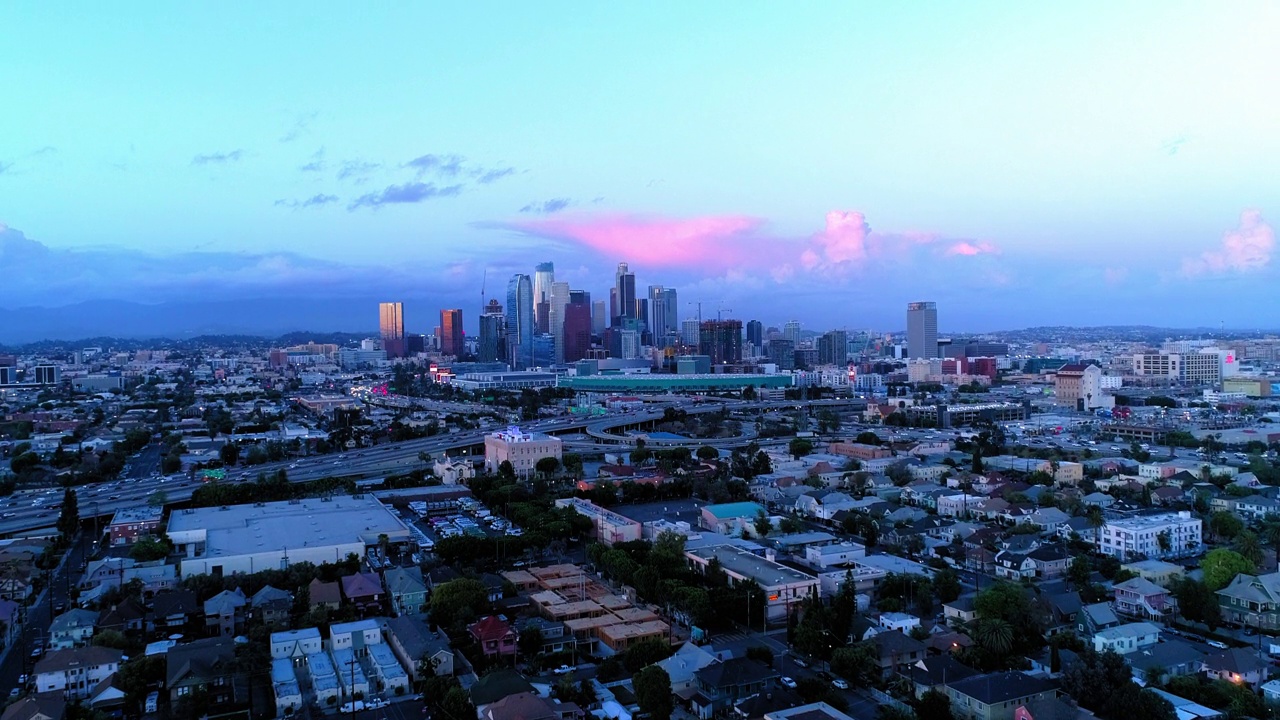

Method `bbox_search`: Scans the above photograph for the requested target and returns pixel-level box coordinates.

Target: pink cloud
[945,241,999,256]
[1181,209,1275,276]
[812,211,871,265]
[498,213,766,268]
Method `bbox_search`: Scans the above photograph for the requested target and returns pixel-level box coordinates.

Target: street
[0,533,89,696]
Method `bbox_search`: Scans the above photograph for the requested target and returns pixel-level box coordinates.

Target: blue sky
[2,2,1278,333]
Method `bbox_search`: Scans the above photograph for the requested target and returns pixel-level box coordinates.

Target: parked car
[553,664,574,675]
[780,676,798,689]
[832,678,850,690]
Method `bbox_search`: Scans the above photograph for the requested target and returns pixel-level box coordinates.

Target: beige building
[1131,352,1223,386]
[1053,363,1104,410]
[483,427,563,477]
[553,498,642,546]
[685,544,819,623]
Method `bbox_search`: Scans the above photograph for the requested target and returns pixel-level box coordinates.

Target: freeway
[0,398,867,538]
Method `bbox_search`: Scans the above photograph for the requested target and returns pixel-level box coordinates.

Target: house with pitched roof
[0,696,65,720]
[1113,577,1171,621]
[341,572,384,611]
[33,647,123,700]
[690,657,780,719]
[1076,602,1120,638]
[148,590,198,633]
[1202,647,1267,686]
[49,608,98,650]
[902,655,980,698]
[469,615,517,659]
[384,566,428,615]
[870,631,928,679]
[1216,571,1280,630]
[386,615,454,680]
[204,588,247,636]
[250,585,293,627]
[308,578,342,611]
[1092,622,1160,655]
[945,671,1058,720]
[166,637,238,707]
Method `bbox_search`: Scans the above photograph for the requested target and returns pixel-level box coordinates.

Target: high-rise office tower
[768,339,795,370]
[745,320,763,349]
[440,309,464,357]
[783,320,802,348]
[647,286,679,343]
[907,301,939,358]
[533,262,554,334]
[681,318,701,346]
[563,291,592,363]
[591,300,607,336]
[506,274,534,369]
[548,281,571,364]
[818,330,849,365]
[614,262,636,326]
[699,320,743,366]
[379,302,405,358]
[478,311,505,363]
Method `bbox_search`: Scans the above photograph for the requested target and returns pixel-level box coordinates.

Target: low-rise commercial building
[483,427,563,477]
[554,498,642,546]
[107,507,164,546]
[168,495,411,579]
[686,544,820,623]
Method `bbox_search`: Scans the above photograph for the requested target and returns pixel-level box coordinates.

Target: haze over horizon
[3,3,1279,339]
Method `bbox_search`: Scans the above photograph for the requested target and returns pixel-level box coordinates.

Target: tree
[517,626,543,658]
[623,637,675,672]
[745,645,774,667]
[831,642,880,684]
[971,447,984,474]
[973,618,1014,656]
[1233,529,1263,566]
[130,535,171,562]
[147,490,168,507]
[696,445,719,461]
[753,511,773,538]
[917,688,955,720]
[57,486,79,538]
[1208,511,1244,542]
[932,569,961,603]
[220,442,240,466]
[634,665,674,720]
[535,456,561,478]
[429,578,489,630]
[1067,555,1093,587]
[974,582,1043,657]
[790,437,814,460]
[1201,548,1254,591]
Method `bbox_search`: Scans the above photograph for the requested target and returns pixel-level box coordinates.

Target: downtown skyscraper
[907,301,939,358]
[379,301,405,359]
[439,309,463,357]
[613,262,636,326]
[533,262,554,334]
[506,274,534,369]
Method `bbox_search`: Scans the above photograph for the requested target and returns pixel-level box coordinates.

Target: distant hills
[0,298,380,346]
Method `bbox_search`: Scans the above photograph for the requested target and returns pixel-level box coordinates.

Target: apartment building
[1094,511,1202,561]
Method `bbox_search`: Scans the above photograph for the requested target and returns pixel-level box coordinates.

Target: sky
[2,2,1279,336]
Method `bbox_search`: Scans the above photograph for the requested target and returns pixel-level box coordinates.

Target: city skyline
[2,3,1279,339]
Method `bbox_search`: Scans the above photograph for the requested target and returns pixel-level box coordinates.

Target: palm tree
[974,618,1014,656]
[1086,505,1105,546]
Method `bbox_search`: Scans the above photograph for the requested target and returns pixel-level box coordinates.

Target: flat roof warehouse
[168,495,411,578]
